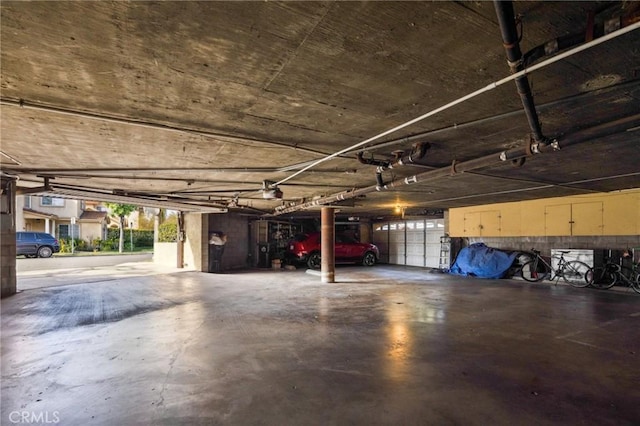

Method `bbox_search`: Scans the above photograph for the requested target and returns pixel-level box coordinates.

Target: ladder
[439,235,451,271]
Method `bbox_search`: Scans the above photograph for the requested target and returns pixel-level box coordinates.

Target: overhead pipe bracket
[375,169,386,191]
[530,143,541,154]
[404,175,418,185]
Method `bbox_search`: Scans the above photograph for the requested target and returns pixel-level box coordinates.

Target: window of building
[41,196,64,207]
[58,224,80,239]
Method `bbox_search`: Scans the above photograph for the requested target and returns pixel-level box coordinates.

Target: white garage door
[373,219,445,268]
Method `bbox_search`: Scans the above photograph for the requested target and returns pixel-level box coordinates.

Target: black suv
[16,232,60,258]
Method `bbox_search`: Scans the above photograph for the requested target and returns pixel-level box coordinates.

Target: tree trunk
[119,216,125,253]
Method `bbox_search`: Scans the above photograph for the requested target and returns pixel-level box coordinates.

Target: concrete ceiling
[1,1,639,217]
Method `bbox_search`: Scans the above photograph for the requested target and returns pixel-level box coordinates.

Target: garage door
[373,219,445,268]
[406,221,424,267]
[389,222,405,264]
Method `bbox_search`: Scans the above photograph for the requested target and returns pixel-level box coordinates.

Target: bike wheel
[631,273,640,295]
[520,260,548,282]
[587,267,617,289]
[562,261,591,288]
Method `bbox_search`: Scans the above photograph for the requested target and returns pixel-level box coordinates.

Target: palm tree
[105,203,137,253]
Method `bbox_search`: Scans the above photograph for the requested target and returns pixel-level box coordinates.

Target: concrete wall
[209,213,249,271]
[20,253,153,272]
[152,213,207,271]
[153,242,179,268]
[80,221,103,243]
[465,235,640,260]
[15,195,24,231]
[184,213,206,271]
[152,213,246,272]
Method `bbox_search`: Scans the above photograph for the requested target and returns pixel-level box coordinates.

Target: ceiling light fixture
[262,180,283,199]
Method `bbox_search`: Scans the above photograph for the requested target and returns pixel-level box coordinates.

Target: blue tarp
[449,243,518,279]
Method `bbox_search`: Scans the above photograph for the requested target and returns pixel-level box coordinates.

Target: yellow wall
[449,189,640,237]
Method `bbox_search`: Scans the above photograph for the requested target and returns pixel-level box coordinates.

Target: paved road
[16,253,190,291]
[16,253,154,272]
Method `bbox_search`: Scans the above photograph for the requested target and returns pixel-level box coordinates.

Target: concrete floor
[2,265,639,425]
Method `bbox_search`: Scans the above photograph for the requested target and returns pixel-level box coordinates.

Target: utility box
[258,242,270,268]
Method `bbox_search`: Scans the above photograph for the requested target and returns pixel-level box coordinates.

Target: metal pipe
[393,142,430,166]
[273,20,639,187]
[372,142,431,189]
[494,1,546,143]
[293,79,637,160]
[271,113,640,216]
[9,166,346,174]
[356,152,390,168]
[523,8,640,67]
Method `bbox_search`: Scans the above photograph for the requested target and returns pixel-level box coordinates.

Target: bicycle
[519,249,592,287]
[588,253,640,294]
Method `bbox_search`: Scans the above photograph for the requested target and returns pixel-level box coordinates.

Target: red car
[286,232,379,269]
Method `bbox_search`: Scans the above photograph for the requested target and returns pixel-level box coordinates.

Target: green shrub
[58,238,86,253]
[134,230,154,247]
[100,231,119,251]
[59,238,70,254]
[158,221,177,242]
[104,228,154,249]
[91,237,102,251]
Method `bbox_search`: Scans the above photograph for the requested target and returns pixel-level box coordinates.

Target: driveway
[17,253,154,273]
[16,254,188,291]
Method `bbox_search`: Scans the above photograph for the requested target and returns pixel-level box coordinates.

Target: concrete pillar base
[1,177,17,298]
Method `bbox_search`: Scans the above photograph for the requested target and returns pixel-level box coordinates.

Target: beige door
[571,202,603,236]
[544,204,571,236]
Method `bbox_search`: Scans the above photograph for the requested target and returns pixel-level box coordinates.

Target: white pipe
[274,21,640,187]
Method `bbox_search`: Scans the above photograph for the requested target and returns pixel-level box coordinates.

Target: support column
[184,212,207,271]
[321,207,335,283]
[177,211,185,268]
[1,176,17,298]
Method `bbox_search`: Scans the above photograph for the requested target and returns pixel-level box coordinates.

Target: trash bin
[208,231,227,273]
